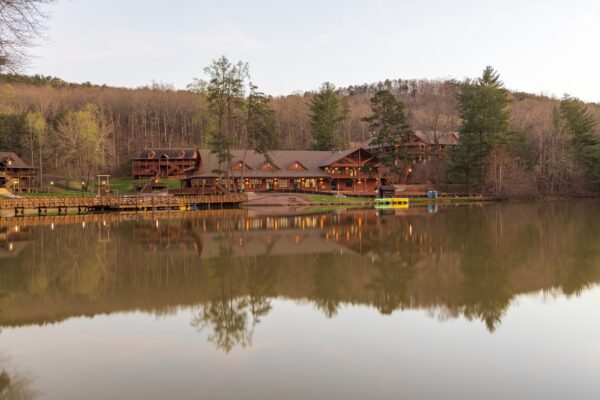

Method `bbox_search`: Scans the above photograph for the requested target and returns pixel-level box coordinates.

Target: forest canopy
[0,61,599,195]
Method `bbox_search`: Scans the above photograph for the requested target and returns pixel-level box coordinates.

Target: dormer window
[287,161,307,170]
[147,151,156,159]
[232,160,252,170]
[259,161,278,170]
[178,150,186,159]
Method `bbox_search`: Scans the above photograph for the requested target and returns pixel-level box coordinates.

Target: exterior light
[50,181,54,185]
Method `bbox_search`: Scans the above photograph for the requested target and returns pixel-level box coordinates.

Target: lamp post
[81,180,87,198]
[50,180,54,194]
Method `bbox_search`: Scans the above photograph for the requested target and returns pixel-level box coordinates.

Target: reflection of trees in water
[367,255,414,316]
[192,297,253,353]
[0,356,35,400]
[312,255,348,318]
[444,208,512,332]
[191,233,277,352]
[3,203,600,342]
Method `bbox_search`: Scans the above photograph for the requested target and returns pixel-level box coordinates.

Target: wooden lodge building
[0,152,38,193]
[132,148,199,179]
[133,130,459,194]
[182,148,380,194]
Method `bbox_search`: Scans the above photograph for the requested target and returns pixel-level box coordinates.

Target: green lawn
[109,178,182,195]
[21,178,183,198]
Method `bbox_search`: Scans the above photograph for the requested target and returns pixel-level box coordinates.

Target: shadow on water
[1,201,600,351]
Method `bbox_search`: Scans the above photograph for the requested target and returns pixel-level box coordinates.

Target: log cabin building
[134,130,459,194]
[361,131,460,161]
[182,148,381,194]
[132,148,199,179]
[0,152,38,193]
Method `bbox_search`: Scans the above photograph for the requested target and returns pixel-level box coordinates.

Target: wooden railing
[0,194,247,213]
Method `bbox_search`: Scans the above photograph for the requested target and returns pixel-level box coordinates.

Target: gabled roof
[0,152,36,169]
[287,160,308,170]
[232,160,252,170]
[361,130,460,149]
[259,160,279,170]
[414,131,460,145]
[186,150,341,179]
[136,148,197,160]
[318,148,372,167]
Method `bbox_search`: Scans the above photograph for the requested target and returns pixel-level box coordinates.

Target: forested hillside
[0,71,599,195]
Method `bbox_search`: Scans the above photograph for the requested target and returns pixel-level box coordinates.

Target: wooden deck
[0,194,247,217]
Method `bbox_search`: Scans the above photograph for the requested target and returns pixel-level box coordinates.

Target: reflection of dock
[0,194,247,217]
[0,208,247,228]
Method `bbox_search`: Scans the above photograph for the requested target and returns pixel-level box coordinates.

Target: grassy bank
[20,178,181,198]
[302,194,373,204]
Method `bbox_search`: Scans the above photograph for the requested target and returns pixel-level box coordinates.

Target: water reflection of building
[2,203,599,345]
[128,209,437,260]
[0,226,33,258]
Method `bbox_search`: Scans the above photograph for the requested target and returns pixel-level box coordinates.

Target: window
[346,180,353,188]
[301,179,316,188]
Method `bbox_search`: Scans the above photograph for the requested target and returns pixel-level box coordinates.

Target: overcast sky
[28,0,600,101]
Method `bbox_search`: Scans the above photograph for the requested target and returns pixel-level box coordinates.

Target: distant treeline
[0,69,599,195]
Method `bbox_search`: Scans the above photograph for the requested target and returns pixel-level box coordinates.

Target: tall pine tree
[203,56,248,193]
[450,66,510,188]
[363,90,413,177]
[241,83,277,186]
[558,96,600,189]
[308,82,349,150]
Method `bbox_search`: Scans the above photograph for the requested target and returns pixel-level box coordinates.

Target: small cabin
[0,151,38,193]
[132,148,200,179]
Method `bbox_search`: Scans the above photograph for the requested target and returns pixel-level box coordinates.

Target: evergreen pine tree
[308,82,349,150]
[450,66,510,188]
[241,83,277,186]
[363,90,413,176]
[559,96,600,188]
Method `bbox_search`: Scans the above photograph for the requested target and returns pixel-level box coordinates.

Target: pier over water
[0,194,247,217]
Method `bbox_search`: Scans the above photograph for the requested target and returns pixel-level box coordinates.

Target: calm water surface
[1,202,600,399]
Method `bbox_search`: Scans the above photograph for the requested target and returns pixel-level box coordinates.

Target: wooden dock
[0,194,247,217]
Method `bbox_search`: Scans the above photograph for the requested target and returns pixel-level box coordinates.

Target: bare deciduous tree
[0,0,55,70]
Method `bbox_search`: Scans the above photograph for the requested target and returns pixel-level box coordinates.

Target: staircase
[0,188,18,198]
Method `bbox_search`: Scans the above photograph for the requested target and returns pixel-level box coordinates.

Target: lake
[1,201,600,399]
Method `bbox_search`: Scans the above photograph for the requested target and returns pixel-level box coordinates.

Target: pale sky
[28,0,600,102]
